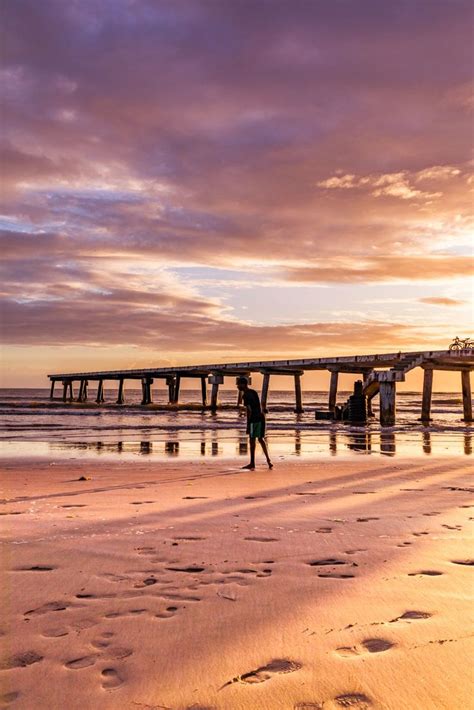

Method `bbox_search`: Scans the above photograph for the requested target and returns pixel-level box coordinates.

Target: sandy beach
[0,456,472,710]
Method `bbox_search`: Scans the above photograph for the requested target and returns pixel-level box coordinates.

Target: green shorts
[249,420,266,439]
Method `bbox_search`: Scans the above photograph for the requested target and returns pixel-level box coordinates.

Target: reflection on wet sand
[464,432,472,455]
[423,430,432,455]
[45,427,473,460]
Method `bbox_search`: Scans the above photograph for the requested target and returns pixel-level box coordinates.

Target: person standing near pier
[237,376,273,470]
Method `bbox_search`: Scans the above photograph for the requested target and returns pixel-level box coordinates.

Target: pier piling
[461,370,472,422]
[173,376,181,404]
[50,380,55,399]
[201,376,208,407]
[116,378,124,404]
[166,376,175,404]
[328,370,338,412]
[261,372,270,412]
[421,368,433,421]
[294,373,303,413]
[379,381,396,426]
[141,378,153,405]
[209,374,223,411]
[96,380,104,404]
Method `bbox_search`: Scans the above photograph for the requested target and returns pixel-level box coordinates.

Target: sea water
[0,388,471,460]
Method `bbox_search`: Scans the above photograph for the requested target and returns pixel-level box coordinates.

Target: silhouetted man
[236,376,273,470]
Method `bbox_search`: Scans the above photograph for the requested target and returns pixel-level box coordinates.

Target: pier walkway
[48,349,473,426]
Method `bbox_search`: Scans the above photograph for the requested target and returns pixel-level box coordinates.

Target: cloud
[0,0,472,367]
[285,256,474,284]
[419,297,466,306]
[317,165,465,202]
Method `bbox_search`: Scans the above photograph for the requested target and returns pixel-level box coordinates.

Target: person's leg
[258,437,273,468]
[242,437,256,469]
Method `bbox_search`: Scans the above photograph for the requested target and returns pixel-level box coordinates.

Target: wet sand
[0,456,472,709]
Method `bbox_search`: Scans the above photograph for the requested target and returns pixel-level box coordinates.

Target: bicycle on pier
[449,336,473,350]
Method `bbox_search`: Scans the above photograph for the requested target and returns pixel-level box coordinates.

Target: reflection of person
[236,377,273,470]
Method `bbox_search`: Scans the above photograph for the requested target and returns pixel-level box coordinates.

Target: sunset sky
[1,0,473,389]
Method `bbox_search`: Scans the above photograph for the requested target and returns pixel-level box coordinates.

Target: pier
[48,349,473,427]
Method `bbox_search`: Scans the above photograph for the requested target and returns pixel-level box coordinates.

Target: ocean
[0,388,471,461]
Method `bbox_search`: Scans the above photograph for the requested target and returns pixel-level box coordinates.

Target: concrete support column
[62,380,68,402]
[201,376,208,407]
[261,372,270,413]
[96,380,104,404]
[77,379,88,402]
[166,376,175,404]
[141,378,153,405]
[461,370,472,422]
[173,376,181,404]
[211,383,219,411]
[116,379,124,405]
[421,368,433,421]
[50,380,55,399]
[328,371,338,412]
[68,381,74,400]
[379,381,396,427]
[209,374,223,411]
[294,373,303,413]
[363,373,374,416]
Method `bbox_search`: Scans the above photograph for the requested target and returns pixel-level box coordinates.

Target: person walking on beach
[236,376,273,470]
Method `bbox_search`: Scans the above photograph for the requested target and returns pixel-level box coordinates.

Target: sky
[1,0,473,389]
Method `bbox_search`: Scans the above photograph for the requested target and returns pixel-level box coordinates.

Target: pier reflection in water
[40,427,473,461]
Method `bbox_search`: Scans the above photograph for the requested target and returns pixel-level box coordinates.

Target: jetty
[48,349,473,426]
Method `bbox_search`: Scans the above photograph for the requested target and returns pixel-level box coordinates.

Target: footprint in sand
[390,610,432,622]
[14,565,55,572]
[65,655,98,670]
[345,550,367,555]
[165,565,206,573]
[42,627,69,638]
[73,618,99,630]
[451,559,474,566]
[412,532,429,537]
[319,573,355,579]
[134,576,158,588]
[0,652,43,670]
[423,512,440,516]
[334,693,372,708]
[442,524,462,531]
[244,536,279,542]
[308,558,347,567]
[101,667,123,690]
[24,601,69,616]
[172,536,207,541]
[356,517,379,523]
[408,570,443,576]
[221,658,301,688]
[294,704,322,710]
[316,527,332,534]
[336,639,395,657]
[0,692,20,706]
[61,504,87,508]
[155,606,179,619]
